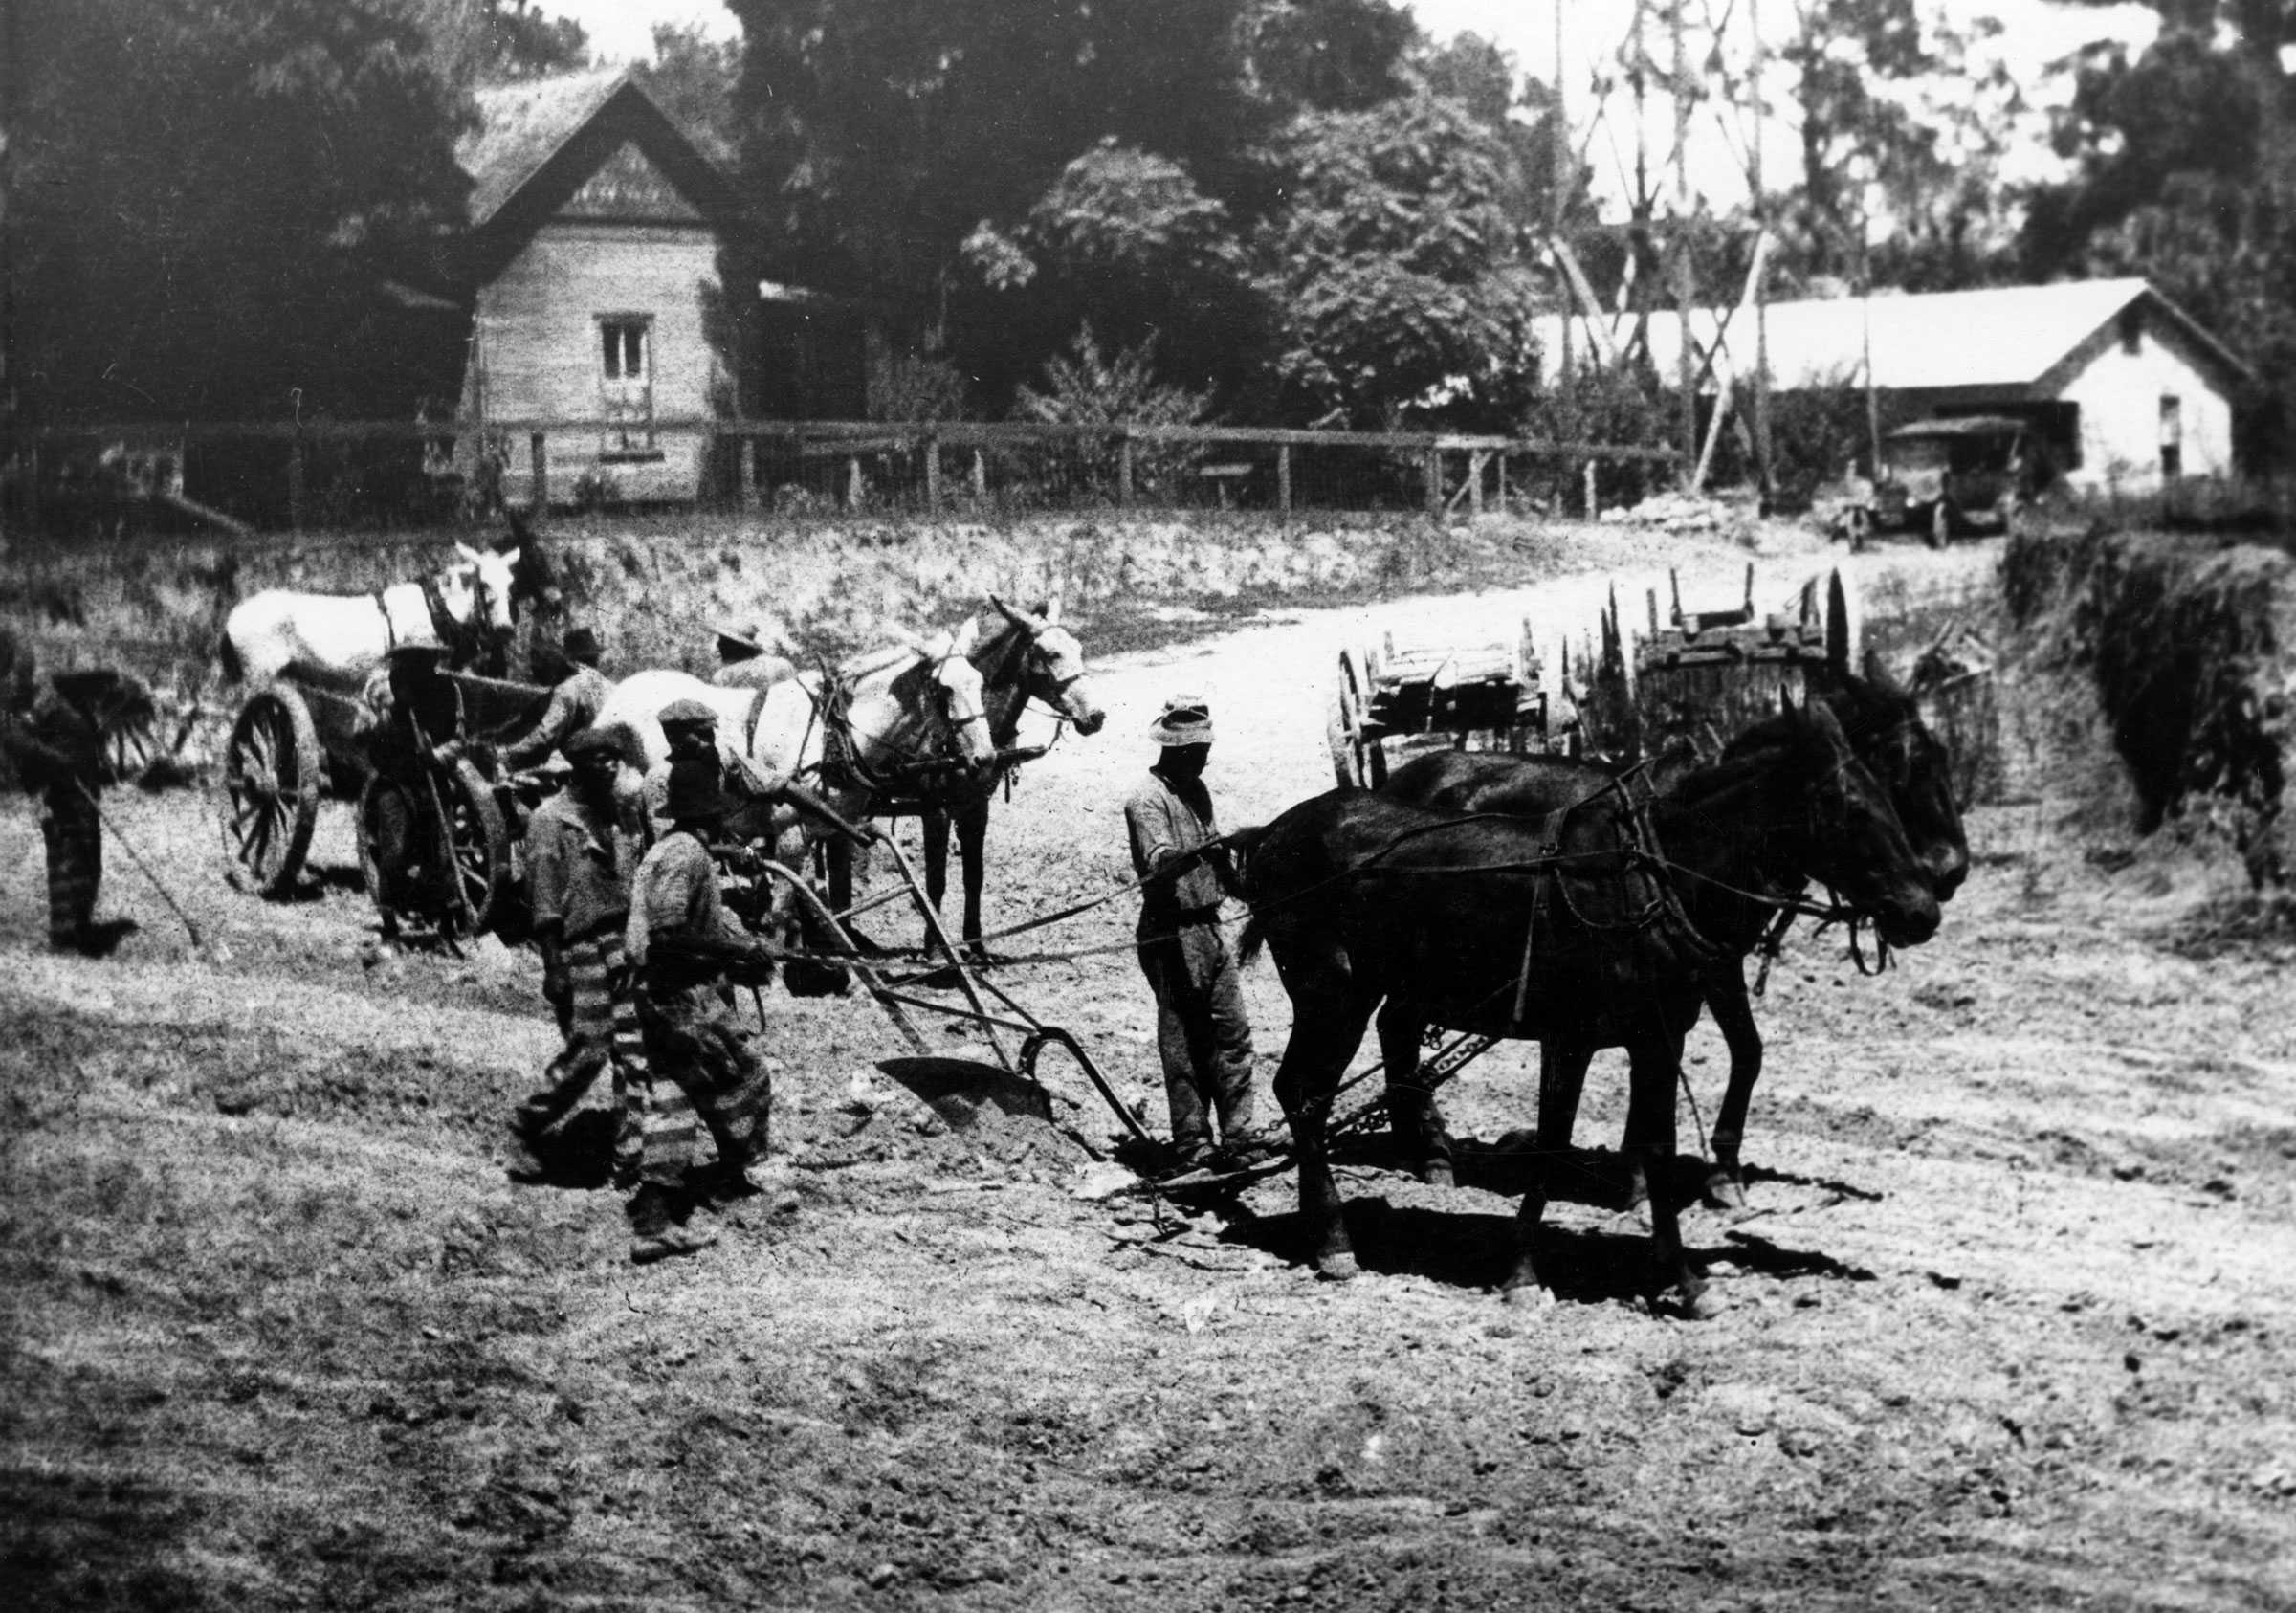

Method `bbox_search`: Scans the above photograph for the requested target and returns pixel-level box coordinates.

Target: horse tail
[1236,913,1267,970]
[218,630,243,685]
[1224,821,1271,967]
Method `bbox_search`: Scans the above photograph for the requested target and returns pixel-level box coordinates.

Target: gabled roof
[1539,277,2259,395]
[457,71,736,239]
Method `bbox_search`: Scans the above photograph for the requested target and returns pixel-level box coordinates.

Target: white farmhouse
[1539,277,2257,492]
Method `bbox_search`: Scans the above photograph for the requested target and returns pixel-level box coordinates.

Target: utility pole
[1670,0,1697,490]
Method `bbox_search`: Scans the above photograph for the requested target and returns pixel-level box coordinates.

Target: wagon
[1578,564,1857,765]
[219,667,551,939]
[1327,621,1576,789]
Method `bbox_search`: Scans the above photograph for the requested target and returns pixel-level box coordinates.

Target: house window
[598,315,661,460]
[2159,394,2182,480]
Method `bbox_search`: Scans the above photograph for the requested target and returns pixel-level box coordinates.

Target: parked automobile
[1837,416,2046,550]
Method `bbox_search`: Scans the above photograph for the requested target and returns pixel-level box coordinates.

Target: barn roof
[1540,277,2258,395]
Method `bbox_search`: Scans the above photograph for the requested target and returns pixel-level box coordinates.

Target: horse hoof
[1421,1160,1455,1189]
[1501,1281,1556,1312]
[1703,1171,1748,1213]
[1316,1252,1361,1283]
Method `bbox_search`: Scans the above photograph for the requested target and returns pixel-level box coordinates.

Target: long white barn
[1537,278,2258,491]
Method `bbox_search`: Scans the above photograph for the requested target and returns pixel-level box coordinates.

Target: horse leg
[921,806,950,917]
[1506,1037,1594,1308]
[1624,1033,1716,1319]
[1702,964,1762,1210]
[1270,976,1371,1281]
[1374,1004,1452,1186]
[956,798,989,954]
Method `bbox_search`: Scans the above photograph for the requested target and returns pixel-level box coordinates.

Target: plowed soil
[5,532,2293,1611]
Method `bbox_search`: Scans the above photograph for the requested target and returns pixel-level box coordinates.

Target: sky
[547,0,2163,210]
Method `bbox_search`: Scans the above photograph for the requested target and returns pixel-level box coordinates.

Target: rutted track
[3,535,2293,1611]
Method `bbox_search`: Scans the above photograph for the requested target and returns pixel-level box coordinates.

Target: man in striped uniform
[1,633,125,956]
[507,725,647,1187]
[622,757,778,1263]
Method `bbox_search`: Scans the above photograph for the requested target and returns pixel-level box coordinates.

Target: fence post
[530,431,548,513]
[1117,430,1134,508]
[971,449,988,503]
[288,429,307,534]
[1583,459,1598,519]
[924,430,941,516]
[1277,442,1292,520]
[738,430,760,515]
[1424,446,1443,519]
[1468,450,1484,518]
[1495,451,1508,513]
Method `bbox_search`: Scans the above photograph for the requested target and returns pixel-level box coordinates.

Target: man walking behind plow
[622,757,780,1263]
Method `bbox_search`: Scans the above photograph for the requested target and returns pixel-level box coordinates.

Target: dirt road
[4,530,2293,1610]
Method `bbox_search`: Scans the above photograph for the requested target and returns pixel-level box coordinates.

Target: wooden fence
[16,416,1683,536]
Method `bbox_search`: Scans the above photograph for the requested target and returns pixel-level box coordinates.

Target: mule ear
[1777,686,1798,717]
[989,594,1027,628]
[454,541,483,564]
[1803,693,1851,750]
[950,616,981,655]
[1040,596,1062,626]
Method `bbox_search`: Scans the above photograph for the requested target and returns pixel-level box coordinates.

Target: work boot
[627,1183,717,1264]
[504,1122,549,1184]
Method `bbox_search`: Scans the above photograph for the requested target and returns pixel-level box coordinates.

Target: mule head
[990,593,1106,735]
[927,620,996,767]
[1781,700,1941,947]
[1838,655,1970,900]
[447,541,521,642]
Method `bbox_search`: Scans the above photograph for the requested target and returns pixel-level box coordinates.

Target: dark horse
[1381,656,1968,1205]
[915,597,1107,952]
[1233,699,1939,1316]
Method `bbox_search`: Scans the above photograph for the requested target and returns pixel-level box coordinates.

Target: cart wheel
[1328,647,1373,789]
[357,761,510,939]
[221,684,320,897]
[1927,500,1952,550]
[440,759,512,937]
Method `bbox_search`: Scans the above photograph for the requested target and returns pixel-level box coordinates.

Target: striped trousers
[632,977,772,1188]
[41,787,101,948]
[514,931,647,1181]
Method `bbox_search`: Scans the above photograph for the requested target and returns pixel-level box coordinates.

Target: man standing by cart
[621,756,779,1263]
[506,725,647,1187]
[1123,693,1266,1171]
[502,625,613,772]
[357,643,468,930]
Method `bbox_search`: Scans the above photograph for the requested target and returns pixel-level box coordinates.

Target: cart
[1578,564,1857,765]
[219,667,550,939]
[1327,621,1576,789]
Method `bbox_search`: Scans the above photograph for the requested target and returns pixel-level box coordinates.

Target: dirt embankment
[2004,526,2295,882]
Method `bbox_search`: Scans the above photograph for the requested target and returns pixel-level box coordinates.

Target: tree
[7,0,476,424]
[1245,0,1418,114]
[637,22,739,160]
[1252,77,1544,428]
[2020,3,2296,466]
[725,0,1280,405]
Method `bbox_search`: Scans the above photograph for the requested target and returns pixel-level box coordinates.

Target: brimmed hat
[665,757,732,821]
[713,621,766,655]
[1149,693,1214,746]
[657,696,718,730]
[388,641,449,664]
[562,626,602,664]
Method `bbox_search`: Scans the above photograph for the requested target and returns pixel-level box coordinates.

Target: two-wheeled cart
[1327,621,1578,790]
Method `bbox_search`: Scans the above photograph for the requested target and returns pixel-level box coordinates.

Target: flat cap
[657,697,718,727]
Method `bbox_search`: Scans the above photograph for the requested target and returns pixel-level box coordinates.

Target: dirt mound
[2004,525,2294,882]
[783,1053,1106,1184]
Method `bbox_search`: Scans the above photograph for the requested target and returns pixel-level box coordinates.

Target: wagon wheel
[221,685,320,897]
[356,760,511,939]
[1328,646,1378,789]
[101,711,159,786]
[1927,500,1953,550]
